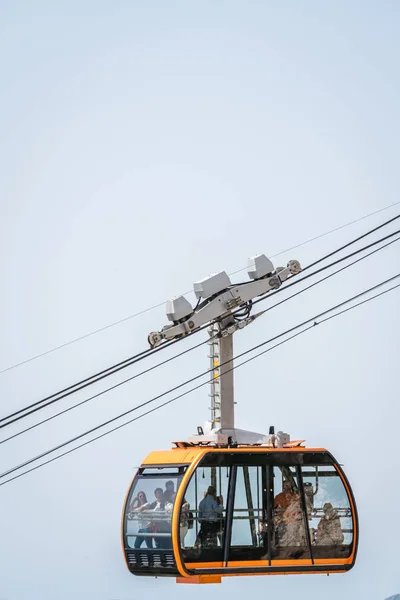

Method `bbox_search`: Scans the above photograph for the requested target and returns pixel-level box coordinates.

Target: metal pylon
[208,323,220,428]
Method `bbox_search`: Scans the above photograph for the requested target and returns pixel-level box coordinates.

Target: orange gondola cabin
[122,441,358,584]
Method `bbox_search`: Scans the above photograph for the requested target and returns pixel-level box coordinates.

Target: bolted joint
[287,260,301,275]
[268,275,281,289]
[148,331,163,348]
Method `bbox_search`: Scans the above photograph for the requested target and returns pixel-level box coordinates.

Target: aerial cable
[1,272,399,484]
[0,327,211,426]
[1,225,400,430]
[2,232,400,439]
[258,234,400,315]
[1,279,399,488]
[229,201,400,272]
[2,233,399,445]
[0,328,321,487]
[0,335,216,445]
[1,201,399,376]
[0,322,212,428]
[302,212,400,272]
[0,344,156,424]
[250,227,400,309]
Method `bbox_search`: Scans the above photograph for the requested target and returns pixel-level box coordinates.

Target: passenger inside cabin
[150,487,165,509]
[179,497,191,547]
[150,487,169,549]
[274,480,304,546]
[163,492,191,548]
[163,480,175,503]
[274,480,298,521]
[165,491,176,518]
[314,502,344,545]
[129,490,148,512]
[197,485,224,548]
[129,491,153,549]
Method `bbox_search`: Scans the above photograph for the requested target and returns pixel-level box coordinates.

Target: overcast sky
[1,2,399,599]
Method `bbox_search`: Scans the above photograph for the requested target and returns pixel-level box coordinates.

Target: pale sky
[1,2,399,599]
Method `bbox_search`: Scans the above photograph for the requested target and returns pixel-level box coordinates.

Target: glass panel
[231,466,263,550]
[272,466,310,559]
[301,465,353,558]
[180,465,229,561]
[125,473,182,549]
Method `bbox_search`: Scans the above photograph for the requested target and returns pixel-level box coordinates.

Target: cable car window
[301,465,354,558]
[125,472,182,550]
[180,465,229,562]
[230,466,263,558]
[271,466,310,559]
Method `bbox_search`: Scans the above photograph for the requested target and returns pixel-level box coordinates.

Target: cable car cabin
[121,445,358,584]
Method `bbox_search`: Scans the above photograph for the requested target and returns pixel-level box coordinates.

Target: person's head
[323,502,333,513]
[207,485,217,498]
[154,487,163,501]
[165,480,175,491]
[137,491,147,505]
[283,480,292,493]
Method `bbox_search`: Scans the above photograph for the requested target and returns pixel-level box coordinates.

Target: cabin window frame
[178,451,356,572]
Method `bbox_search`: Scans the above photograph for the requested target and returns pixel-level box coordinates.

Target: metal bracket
[148,259,301,347]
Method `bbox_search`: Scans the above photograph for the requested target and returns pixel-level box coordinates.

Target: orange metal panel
[222,569,347,578]
[185,557,352,570]
[171,452,205,578]
[232,559,312,567]
[337,467,357,565]
[176,576,222,584]
[141,448,205,465]
[313,558,353,565]
[120,468,139,572]
[185,559,313,569]
[186,562,225,569]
